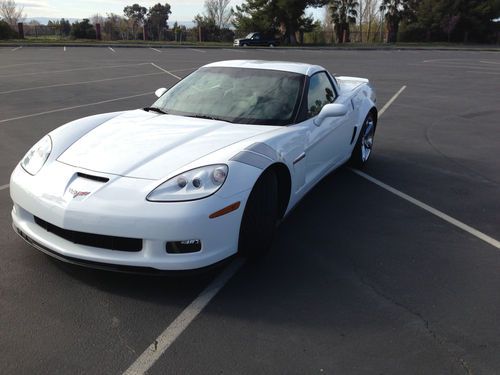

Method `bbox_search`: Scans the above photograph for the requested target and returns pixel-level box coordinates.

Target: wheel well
[265,163,291,220]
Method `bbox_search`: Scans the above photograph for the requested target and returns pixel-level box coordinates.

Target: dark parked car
[233,32,279,47]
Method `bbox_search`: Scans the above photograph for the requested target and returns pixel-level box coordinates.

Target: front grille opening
[34,216,142,252]
[166,240,201,254]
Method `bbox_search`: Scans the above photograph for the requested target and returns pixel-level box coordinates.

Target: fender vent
[350,126,358,144]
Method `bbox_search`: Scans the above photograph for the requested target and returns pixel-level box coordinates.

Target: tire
[350,112,376,169]
[269,43,275,47]
[238,170,279,258]
[242,43,248,47]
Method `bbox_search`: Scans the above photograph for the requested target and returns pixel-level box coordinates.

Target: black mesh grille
[34,216,142,252]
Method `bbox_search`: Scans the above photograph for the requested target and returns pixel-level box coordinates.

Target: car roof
[203,60,325,76]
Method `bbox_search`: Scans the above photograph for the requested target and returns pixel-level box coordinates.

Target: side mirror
[313,103,348,126]
[155,87,167,98]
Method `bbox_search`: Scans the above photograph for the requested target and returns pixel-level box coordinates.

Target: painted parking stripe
[150,47,161,53]
[123,258,245,375]
[0,72,165,95]
[351,169,500,249]
[64,46,66,52]
[0,62,152,79]
[189,48,206,53]
[223,48,246,53]
[0,184,8,191]
[108,47,116,53]
[352,84,499,249]
[379,86,406,116]
[0,92,153,124]
[11,46,22,51]
[150,63,181,80]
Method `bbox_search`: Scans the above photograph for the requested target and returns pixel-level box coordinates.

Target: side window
[306,72,337,118]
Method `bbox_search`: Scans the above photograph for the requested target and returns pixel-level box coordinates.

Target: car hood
[57,110,277,180]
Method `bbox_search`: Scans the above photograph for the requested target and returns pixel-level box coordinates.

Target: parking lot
[0,45,499,374]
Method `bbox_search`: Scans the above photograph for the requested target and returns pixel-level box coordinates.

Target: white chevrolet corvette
[10,60,377,272]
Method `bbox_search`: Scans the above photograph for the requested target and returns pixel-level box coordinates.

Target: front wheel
[349,113,376,168]
[238,170,278,258]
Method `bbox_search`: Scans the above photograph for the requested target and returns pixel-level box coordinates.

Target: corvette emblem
[68,188,90,199]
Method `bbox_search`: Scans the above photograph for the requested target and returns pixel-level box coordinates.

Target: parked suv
[233,32,279,47]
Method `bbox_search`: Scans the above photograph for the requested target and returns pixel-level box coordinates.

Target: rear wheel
[350,112,376,168]
[238,170,278,258]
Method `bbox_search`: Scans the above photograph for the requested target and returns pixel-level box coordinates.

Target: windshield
[152,67,305,126]
[245,33,255,39]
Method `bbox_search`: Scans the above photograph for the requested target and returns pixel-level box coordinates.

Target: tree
[233,0,328,44]
[60,18,71,37]
[379,0,416,42]
[204,0,233,29]
[103,13,125,40]
[0,19,17,38]
[360,0,380,42]
[404,0,499,43]
[0,0,25,27]
[146,3,171,40]
[233,0,278,34]
[70,19,96,39]
[329,0,359,42]
[123,3,147,39]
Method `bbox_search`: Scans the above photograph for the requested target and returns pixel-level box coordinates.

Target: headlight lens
[21,135,52,175]
[147,164,228,202]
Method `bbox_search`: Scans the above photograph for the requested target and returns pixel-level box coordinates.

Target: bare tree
[361,0,379,42]
[90,13,105,26]
[0,0,26,27]
[204,0,232,29]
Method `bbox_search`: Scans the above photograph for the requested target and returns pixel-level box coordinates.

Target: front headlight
[147,164,228,202]
[21,135,52,175]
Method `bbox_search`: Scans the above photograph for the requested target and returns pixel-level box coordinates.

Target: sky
[19,0,325,24]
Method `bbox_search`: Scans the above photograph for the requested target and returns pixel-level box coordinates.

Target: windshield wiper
[185,114,230,123]
[143,107,167,114]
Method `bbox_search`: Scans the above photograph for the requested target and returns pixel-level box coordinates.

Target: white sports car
[10,60,377,272]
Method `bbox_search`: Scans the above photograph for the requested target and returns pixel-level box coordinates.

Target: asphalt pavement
[0,45,499,374]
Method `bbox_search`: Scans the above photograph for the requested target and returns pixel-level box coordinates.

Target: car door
[303,72,351,185]
[250,33,261,46]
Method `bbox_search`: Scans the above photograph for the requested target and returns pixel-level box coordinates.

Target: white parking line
[224,48,246,53]
[351,84,500,249]
[0,72,165,95]
[0,62,46,69]
[467,71,500,75]
[0,62,151,78]
[0,184,8,191]
[150,63,181,80]
[123,258,244,375]
[480,60,500,65]
[108,47,116,53]
[351,169,500,249]
[11,46,22,51]
[150,47,161,53]
[0,92,152,124]
[379,86,406,116]
[189,48,206,53]
[64,46,66,52]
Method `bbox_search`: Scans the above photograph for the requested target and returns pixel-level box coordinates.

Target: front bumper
[10,162,253,271]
